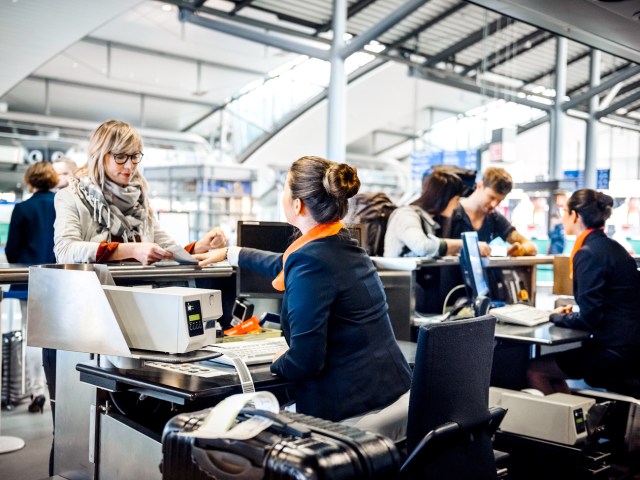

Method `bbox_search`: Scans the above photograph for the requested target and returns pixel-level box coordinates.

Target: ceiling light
[161,4,172,12]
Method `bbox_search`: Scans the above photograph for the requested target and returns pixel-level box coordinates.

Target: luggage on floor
[1,330,27,408]
[161,408,402,479]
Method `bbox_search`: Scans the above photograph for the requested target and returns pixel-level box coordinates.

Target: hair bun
[324,163,360,200]
[596,192,613,210]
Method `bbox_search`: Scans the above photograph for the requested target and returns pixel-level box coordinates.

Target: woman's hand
[193,227,227,253]
[193,248,227,266]
[117,242,172,265]
[552,305,573,315]
[272,347,288,363]
[478,241,492,257]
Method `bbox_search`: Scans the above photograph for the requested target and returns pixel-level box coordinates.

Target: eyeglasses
[110,152,144,164]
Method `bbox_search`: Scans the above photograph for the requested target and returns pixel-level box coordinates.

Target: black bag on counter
[161,408,401,480]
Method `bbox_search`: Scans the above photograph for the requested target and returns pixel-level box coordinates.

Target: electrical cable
[442,284,467,315]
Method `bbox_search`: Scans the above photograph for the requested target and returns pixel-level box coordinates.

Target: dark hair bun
[596,191,613,210]
[324,163,361,200]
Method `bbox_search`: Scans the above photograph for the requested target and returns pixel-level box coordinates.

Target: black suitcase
[1,330,26,409]
[161,408,402,479]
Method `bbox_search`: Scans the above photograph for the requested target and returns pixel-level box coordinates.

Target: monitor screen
[236,221,298,298]
[460,231,490,300]
[345,223,365,249]
[236,221,366,298]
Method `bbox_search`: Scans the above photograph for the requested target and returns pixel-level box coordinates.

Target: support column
[327,0,347,163]
[549,37,567,181]
[585,49,601,189]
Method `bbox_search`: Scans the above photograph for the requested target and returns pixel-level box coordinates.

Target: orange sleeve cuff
[185,242,196,254]
[96,242,119,263]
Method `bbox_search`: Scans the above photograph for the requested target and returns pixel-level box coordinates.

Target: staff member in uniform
[196,156,412,430]
[527,189,640,394]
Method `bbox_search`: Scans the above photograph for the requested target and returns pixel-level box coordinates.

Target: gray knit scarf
[72,176,149,242]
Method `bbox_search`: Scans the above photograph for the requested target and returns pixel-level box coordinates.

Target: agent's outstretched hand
[194,248,227,266]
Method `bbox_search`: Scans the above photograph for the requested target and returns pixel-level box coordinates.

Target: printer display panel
[186,300,205,337]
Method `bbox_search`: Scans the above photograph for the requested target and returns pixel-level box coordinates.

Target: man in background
[449,166,537,256]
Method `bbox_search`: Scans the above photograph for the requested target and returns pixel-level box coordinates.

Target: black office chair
[400,315,507,480]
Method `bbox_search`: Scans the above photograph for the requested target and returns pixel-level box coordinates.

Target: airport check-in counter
[1,263,270,480]
[374,255,554,341]
[376,255,576,390]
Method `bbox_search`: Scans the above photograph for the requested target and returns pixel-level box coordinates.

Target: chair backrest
[406,315,498,480]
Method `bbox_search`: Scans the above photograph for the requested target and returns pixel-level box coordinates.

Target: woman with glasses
[54,119,226,264]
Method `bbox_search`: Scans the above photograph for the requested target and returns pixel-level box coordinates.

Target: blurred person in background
[5,161,59,414]
[52,156,78,190]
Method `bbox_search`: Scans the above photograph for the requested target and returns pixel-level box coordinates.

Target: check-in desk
[374,255,554,342]
[491,322,591,390]
[1,262,251,480]
[73,360,292,480]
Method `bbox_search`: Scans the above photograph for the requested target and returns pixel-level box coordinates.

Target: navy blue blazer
[5,190,57,291]
[239,230,412,421]
[551,229,640,348]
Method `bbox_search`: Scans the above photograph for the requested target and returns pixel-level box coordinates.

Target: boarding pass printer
[27,264,222,359]
[490,387,594,445]
[103,285,221,354]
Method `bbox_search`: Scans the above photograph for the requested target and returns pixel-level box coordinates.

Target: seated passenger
[527,189,640,394]
[383,169,490,257]
[196,156,412,424]
[449,166,537,256]
[54,119,226,264]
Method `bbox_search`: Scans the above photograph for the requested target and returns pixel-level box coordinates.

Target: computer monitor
[460,231,490,300]
[236,221,297,298]
[346,223,365,249]
[236,221,366,298]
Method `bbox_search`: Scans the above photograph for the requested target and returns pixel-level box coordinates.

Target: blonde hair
[79,120,148,192]
[53,156,78,173]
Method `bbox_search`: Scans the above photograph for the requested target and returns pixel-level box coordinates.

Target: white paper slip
[181,391,280,440]
[167,245,199,265]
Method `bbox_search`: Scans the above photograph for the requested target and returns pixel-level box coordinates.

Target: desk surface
[76,361,287,405]
[0,262,233,285]
[372,254,554,271]
[78,340,419,405]
[414,315,590,346]
[494,321,591,346]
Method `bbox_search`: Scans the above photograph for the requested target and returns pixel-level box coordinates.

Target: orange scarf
[569,228,595,279]
[272,221,344,291]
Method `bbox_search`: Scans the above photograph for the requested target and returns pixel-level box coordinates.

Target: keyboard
[490,304,551,327]
[205,336,288,366]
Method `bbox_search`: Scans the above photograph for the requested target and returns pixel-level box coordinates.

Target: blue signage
[596,169,610,190]
[564,169,610,190]
[411,150,478,180]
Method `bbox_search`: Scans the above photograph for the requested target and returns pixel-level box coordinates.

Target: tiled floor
[0,397,52,480]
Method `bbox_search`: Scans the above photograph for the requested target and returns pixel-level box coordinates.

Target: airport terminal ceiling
[0,0,640,164]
